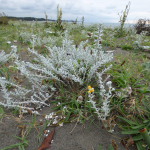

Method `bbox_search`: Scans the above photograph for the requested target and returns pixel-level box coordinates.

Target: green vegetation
[121,43,133,50]
[1,6,150,149]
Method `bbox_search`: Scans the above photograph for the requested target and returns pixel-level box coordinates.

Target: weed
[44,12,49,28]
[121,44,133,50]
[117,100,150,149]
[117,1,131,37]
[55,4,64,31]
[12,106,20,115]
[50,85,93,124]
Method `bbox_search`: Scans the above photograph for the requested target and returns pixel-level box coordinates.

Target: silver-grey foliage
[0,23,113,112]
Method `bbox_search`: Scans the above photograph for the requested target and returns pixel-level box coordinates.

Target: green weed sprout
[98,143,114,150]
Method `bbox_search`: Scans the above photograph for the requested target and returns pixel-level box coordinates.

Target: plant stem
[139,128,150,148]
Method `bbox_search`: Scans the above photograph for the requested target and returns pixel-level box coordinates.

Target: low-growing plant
[132,31,149,50]
[110,43,116,49]
[12,106,20,115]
[101,40,108,46]
[141,62,150,78]
[117,100,150,149]
[121,43,133,50]
[50,88,91,124]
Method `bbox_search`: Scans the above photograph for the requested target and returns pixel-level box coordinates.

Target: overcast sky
[0,0,150,23]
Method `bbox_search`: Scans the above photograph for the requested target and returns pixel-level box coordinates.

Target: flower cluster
[45,112,64,127]
[88,85,94,93]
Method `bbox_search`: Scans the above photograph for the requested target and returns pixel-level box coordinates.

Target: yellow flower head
[88,86,94,93]
[88,90,92,93]
[88,86,91,90]
[90,88,94,93]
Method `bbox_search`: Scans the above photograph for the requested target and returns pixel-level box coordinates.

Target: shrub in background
[132,31,148,50]
[0,12,9,25]
[134,18,150,36]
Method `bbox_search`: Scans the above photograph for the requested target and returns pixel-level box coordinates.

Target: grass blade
[117,116,137,126]
[121,129,139,134]
[136,141,145,150]
[0,69,4,77]
[108,144,113,150]
[98,143,102,150]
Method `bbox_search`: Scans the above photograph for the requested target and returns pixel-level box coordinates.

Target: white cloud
[0,0,150,23]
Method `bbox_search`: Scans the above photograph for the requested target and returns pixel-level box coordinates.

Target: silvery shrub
[0,23,114,114]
